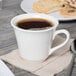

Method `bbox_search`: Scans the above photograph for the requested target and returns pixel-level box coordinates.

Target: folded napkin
[0,36,72,76]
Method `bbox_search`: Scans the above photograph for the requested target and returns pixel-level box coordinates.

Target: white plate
[21,0,76,21]
[0,60,14,76]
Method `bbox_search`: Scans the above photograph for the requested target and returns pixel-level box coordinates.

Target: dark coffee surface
[16,18,53,30]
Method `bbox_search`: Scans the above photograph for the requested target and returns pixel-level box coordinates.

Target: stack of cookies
[33,0,76,18]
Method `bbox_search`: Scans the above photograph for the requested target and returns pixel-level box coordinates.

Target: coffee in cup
[16,18,53,30]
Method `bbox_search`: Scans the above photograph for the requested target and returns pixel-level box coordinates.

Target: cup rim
[11,13,59,32]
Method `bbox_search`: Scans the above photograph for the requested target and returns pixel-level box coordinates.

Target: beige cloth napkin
[0,36,73,76]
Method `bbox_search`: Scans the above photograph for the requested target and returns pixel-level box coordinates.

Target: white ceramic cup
[11,13,70,61]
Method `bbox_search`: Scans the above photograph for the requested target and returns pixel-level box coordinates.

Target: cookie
[60,4,76,17]
[33,0,64,13]
[66,0,76,8]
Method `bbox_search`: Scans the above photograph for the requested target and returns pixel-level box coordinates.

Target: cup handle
[49,29,70,55]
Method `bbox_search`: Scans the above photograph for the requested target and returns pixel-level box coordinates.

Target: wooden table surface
[0,0,76,76]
